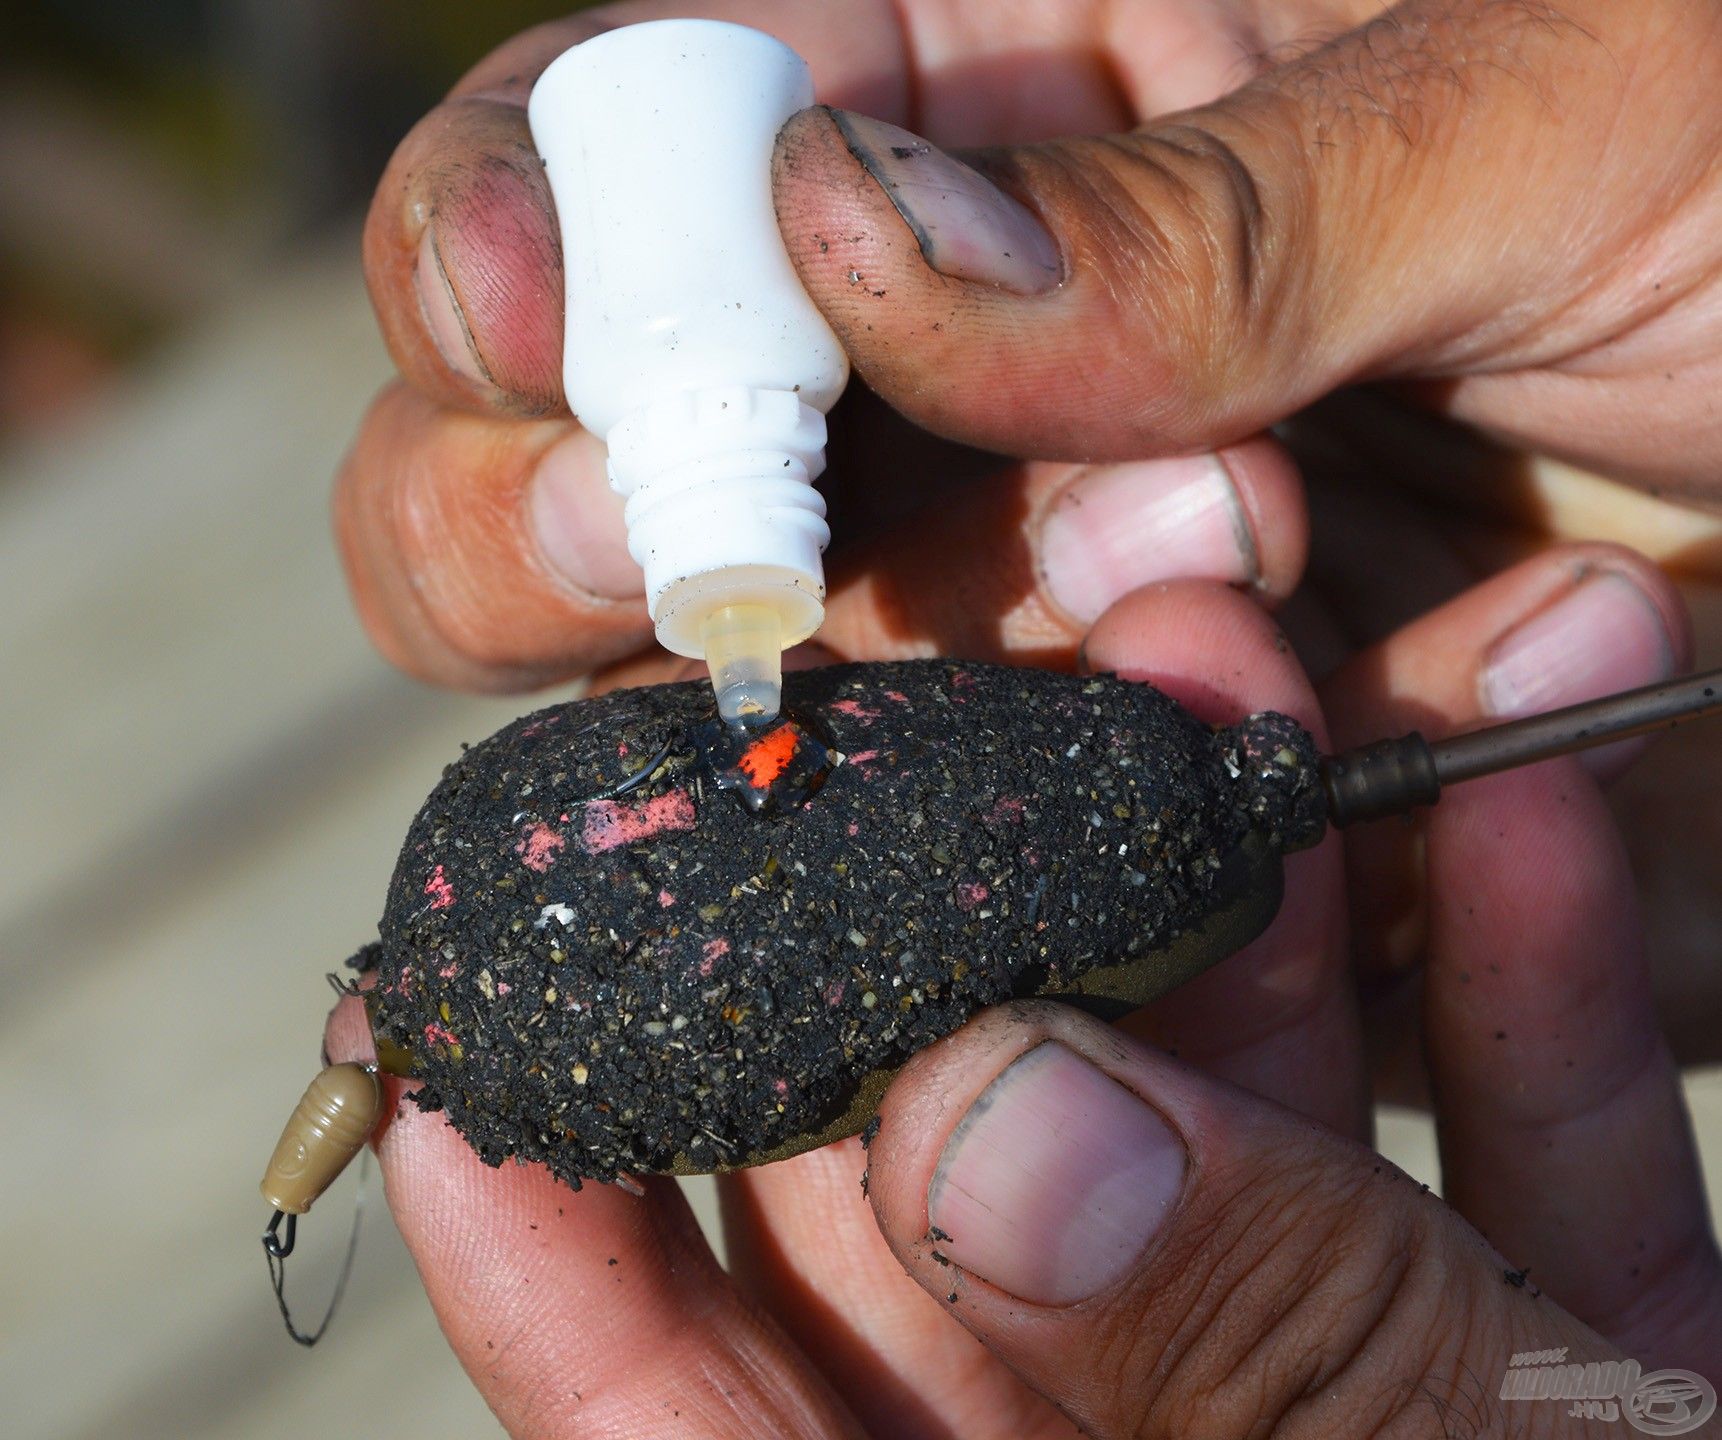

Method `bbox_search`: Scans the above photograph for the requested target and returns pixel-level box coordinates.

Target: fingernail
[409,126,565,409]
[828,110,1061,294]
[1483,570,1675,773]
[415,226,492,387]
[528,432,643,600]
[1038,456,1258,624]
[928,1042,1185,1305]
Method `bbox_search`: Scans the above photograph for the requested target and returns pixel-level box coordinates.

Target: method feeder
[262,14,1722,1343]
[260,660,1722,1267]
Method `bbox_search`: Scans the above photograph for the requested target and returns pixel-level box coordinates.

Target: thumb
[863,1002,1611,1439]
[771,0,1702,462]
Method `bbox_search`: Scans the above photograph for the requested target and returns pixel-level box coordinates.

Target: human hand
[1267,393,1722,1073]
[340,0,1721,694]
[324,579,1718,1438]
[327,6,1722,1423]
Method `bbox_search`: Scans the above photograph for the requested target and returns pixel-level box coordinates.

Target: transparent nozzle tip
[701,603,784,729]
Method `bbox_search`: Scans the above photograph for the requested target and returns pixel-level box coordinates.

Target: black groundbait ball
[361,660,1326,1187]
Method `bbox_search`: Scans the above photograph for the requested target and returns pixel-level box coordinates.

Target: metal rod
[1430,666,1722,786]
[1320,666,1722,828]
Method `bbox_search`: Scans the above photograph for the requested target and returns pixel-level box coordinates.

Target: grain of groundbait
[363,661,1323,1187]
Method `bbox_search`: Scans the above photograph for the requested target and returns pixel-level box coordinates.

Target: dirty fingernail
[828,110,1061,294]
[928,1042,1185,1305]
[407,132,565,409]
[1038,456,1258,625]
[528,431,644,601]
[416,226,492,387]
[1483,570,1675,774]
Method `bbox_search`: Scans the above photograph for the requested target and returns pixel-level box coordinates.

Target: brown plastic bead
[260,1063,381,1215]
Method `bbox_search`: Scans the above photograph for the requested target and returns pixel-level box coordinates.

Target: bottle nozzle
[701,603,785,728]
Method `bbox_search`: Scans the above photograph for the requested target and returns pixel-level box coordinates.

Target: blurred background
[0,0,570,444]
[1,4,1718,1439]
[1,4,571,1436]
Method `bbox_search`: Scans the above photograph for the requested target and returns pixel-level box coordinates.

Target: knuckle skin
[1040,119,1317,449]
[1080,1137,1496,1439]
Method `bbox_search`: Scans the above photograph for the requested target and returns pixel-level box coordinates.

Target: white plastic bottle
[529,20,849,727]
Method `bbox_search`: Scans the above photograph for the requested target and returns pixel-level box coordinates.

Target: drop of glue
[698,713,841,816]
